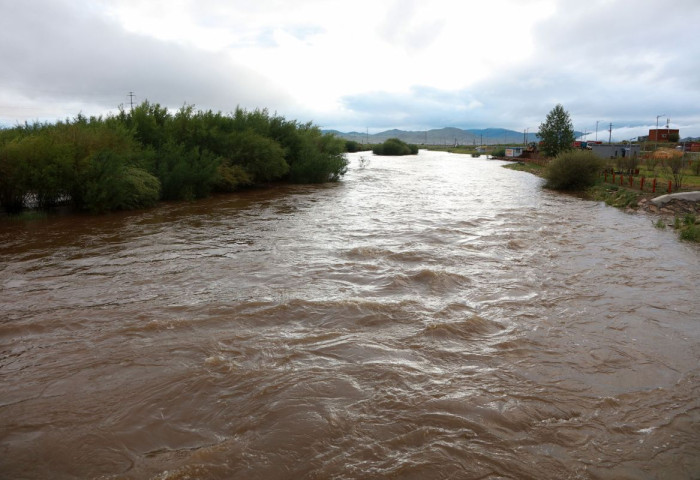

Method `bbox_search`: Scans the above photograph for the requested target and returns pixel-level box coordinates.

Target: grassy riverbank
[503,161,700,243]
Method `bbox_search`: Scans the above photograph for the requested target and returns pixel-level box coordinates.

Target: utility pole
[608,123,613,144]
[128,91,135,111]
[595,120,599,142]
[655,114,665,151]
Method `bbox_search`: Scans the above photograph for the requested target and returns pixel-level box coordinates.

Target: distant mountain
[324,127,544,145]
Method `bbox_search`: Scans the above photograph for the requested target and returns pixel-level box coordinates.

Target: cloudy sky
[1,0,699,140]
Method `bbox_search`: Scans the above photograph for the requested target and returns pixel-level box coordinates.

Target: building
[590,143,640,159]
[648,128,680,142]
[505,147,524,157]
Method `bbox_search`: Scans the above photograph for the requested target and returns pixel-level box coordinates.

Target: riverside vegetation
[372,138,419,156]
[503,150,700,243]
[0,102,348,214]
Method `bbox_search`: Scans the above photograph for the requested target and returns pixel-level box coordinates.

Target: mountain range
[324,127,546,146]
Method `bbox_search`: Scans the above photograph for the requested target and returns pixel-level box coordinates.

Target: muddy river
[1,151,698,479]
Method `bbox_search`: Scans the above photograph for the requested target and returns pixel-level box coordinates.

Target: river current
[1,151,699,479]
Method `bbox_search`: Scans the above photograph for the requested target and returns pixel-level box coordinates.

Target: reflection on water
[1,151,699,479]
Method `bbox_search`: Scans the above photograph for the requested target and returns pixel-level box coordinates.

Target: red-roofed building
[649,128,679,142]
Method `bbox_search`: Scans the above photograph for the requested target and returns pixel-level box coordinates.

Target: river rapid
[1,150,699,479]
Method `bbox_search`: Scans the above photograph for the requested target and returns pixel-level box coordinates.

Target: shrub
[545,150,604,190]
[82,151,160,212]
[345,140,362,153]
[214,164,252,192]
[373,138,418,156]
[0,138,31,213]
[288,130,347,183]
[156,142,219,200]
[224,129,288,183]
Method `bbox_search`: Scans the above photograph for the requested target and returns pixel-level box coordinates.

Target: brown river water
[1,151,699,479]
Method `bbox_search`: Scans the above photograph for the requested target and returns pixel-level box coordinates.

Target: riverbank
[503,161,700,242]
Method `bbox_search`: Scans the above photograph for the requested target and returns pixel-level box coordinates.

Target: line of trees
[0,102,348,214]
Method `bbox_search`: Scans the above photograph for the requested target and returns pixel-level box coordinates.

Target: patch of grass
[654,218,666,229]
[679,224,700,242]
[503,161,546,175]
[671,214,700,242]
[587,184,641,208]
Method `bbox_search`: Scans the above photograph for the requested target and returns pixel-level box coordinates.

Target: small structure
[505,147,524,157]
[649,128,680,142]
[683,142,700,152]
[589,143,640,159]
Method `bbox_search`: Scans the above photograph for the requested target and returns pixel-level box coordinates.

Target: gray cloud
[1,0,698,138]
[0,0,293,121]
[337,0,700,136]
[379,0,445,52]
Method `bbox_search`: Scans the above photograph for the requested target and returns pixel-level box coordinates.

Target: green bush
[288,130,347,183]
[83,151,160,212]
[345,140,362,153]
[545,150,604,190]
[214,164,252,192]
[372,138,418,156]
[156,142,219,201]
[224,129,288,183]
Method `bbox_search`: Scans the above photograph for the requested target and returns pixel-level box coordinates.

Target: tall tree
[538,104,575,157]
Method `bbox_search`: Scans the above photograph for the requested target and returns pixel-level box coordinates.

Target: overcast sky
[1,0,699,140]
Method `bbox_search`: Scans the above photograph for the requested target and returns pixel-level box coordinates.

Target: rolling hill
[324,127,543,146]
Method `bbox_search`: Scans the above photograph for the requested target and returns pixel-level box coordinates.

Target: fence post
[629,175,633,187]
[612,172,616,183]
[641,177,645,191]
[652,178,656,193]
[668,180,672,193]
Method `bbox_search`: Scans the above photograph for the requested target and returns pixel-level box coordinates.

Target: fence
[602,172,672,194]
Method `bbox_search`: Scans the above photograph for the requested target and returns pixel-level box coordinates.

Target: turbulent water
[1,151,699,479]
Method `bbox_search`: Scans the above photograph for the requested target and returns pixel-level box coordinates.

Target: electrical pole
[655,114,665,151]
[595,120,599,142]
[608,123,613,144]
[128,91,135,111]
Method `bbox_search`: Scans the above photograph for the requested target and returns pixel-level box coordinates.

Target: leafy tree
[538,104,575,157]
